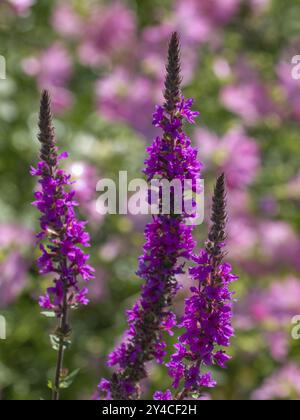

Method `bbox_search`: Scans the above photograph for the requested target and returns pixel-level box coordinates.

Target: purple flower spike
[98,32,203,400]
[32,91,95,400]
[157,174,238,400]
[32,91,94,316]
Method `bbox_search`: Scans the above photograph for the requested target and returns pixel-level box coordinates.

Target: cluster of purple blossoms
[154,175,238,400]
[98,33,203,400]
[31,91,94,317]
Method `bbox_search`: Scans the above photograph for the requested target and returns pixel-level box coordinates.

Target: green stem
[52,290,69,401]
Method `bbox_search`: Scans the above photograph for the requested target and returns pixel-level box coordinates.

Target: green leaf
[49,334,60,351]
[49,334,72,351]
[62,339,72,350]
[191,391,201,399]
[59,369,80,389]
[41,311,56,318]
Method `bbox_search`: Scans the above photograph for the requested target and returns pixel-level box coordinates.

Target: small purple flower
[0,224,33,308]
[39,294,53,310]
[178,98,200,123]
[98,379,112,400]
[198,373,217,388]
[161,312,177,336]
[75,288,89,306]
[153,390,173,400]
[22,44,73,114]
[152,106,165,127]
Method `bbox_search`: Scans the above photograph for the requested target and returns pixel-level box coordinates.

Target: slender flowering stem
[154,174,238,401]
[31,91,94,400]
[53,291,69,400]
[98,32,203,400]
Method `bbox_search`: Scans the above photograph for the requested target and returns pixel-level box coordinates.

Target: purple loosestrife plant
[98,33,202,400]
[31,91,95,400]
[154,174,238,400]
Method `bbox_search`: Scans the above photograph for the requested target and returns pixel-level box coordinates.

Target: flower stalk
[98,32,202,400]
[154,174,238,400]
[31,91,94,400]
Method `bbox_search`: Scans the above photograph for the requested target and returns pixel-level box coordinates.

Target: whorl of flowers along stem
[154,175,238,401]
[98,33,202,400]
[164,32,182,113]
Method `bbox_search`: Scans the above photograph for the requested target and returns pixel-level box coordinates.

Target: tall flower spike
[31,90,94,400]
[164,32,182,113]
[155,174,238,401]
[98,33,203,400]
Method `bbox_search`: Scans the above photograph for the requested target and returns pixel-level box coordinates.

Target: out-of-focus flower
[0,224,33,307]
[69,161,104,226]
[227,218,300,274]
[221,81,273,124]
[88,268,108,302]
[7,0,35,15]
[200,0,241,24]
[0,224,33,250]
[286,172,300,199]
[227,216,258,262]
[213,58,232,80]
[237,277,300,360]
[78,2,136,67]
[264,278,300,324]
[23,43,72,86]
[173,0,241,44]
[99,239,123,263]
[235,289,267,330]
[51,3,82,38]
[259,195,279,216]
[265,331,289,362]
[252,364,300,400]
[141,24,198,84]
[43,86,73,114]
[259,221,300,271]
[22,44,73,114]
[96,68,160,137]
[220,59,275,125]
[139,0,241,88]
[172,1,212,45]
[196,127,260,189]
[277,59,300,121]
